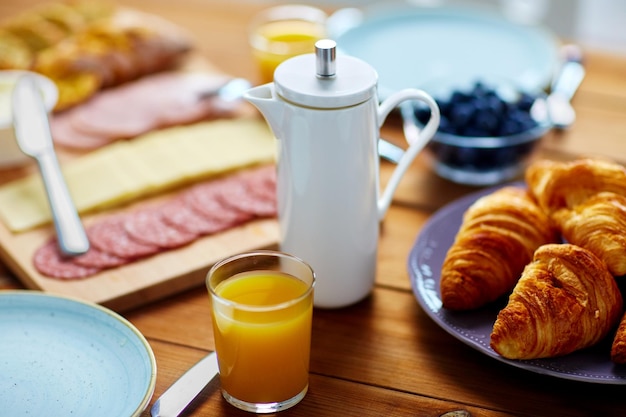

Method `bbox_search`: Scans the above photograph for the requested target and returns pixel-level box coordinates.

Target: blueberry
[485,94,506,115]
[449,102,475,127]
[450,90,472,104]
[499,118,523,136]
[472,96,489,114]
[437,99,452,117]
[415,107,431,124]
[462,125,491,137]
[426,81,540,139]
[516,93,536,111]
[438,117,455,134]
[473,111,500,135]
[519,117,538,132]
[509,109,537,129]
[471,81,489,98]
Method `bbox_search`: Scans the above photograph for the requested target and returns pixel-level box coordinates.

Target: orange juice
[251,18,326,83]
[211,270,313,404]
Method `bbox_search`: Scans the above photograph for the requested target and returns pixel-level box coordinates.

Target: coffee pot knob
[315,39,336,78]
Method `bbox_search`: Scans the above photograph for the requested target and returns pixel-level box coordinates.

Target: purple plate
[408,183,626,384]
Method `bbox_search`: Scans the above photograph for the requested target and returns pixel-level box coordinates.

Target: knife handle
[552,45,585,101]
[37,152,90,256]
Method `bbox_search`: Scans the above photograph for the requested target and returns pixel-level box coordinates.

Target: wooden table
[2,1,626,416]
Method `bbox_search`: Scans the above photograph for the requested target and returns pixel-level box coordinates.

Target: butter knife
[12,75,89,256]
[151,351,220,417]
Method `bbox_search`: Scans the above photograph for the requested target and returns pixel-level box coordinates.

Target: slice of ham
[50,72,239,150]
[50,111,113,150]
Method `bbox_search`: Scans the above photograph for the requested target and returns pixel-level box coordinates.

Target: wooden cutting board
[0,210,279,312]
[0,8,280,312]
[0,100,280,312]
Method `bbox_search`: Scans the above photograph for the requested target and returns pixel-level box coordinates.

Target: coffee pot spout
[244,84,284,139]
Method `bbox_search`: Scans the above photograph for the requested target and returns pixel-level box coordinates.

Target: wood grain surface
[2,1,626,416]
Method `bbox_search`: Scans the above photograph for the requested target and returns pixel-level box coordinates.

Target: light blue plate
[0,291,157,416]
[334,5,560,97]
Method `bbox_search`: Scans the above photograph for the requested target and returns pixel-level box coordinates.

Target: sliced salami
[33,239,101,279]
[71,246,129,269]
[159,198,234,236]
[184,178,253,224]
[215,178,277,218]
[89,215,161,259]
[123,207,199,249]
[247,165,277,202]
[33,166,279,279]
[211,166,278,217]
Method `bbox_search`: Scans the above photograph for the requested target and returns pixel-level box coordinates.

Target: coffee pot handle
[376,89,440,220]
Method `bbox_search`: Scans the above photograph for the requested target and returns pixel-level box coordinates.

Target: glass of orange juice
[249,5,327,84]
[207,250,315,413]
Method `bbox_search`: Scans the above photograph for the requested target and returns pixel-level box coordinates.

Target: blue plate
[334,6,559,97]
[0,291,157,416]
[408,184,626,384]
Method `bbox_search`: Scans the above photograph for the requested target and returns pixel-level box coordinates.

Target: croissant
[490,243,623,360]
[611,312,626,364]
[440,186,558,311]
[525,158,626,215]
[526,159,626,276]
[552,192,626,276]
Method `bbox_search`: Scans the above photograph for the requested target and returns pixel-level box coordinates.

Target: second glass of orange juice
[249,5,327,84]
[207,250,315,413]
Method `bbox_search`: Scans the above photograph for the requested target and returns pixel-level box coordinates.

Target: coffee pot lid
[273,39,378,109]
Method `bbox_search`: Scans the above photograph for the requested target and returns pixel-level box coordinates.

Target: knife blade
[151,351,220,417]
[12,74,89,256]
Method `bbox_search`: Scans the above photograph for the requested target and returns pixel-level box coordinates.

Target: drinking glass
[249,5,327,83]
[207,250,315,413]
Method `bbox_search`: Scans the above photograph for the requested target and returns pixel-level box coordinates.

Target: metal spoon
[547,44,585,130]
[199,77,252,102]
[216,77,252,102]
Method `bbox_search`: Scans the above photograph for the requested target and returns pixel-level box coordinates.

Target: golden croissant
[440,186,558,311]
[490,243,623,360]
[552,192,626,276]
[525,158,626,215]
[526,158,626,276]
[611,312,626,364]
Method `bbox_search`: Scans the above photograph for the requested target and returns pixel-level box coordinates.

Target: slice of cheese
[64,141,148,210]
[0,118,276,232]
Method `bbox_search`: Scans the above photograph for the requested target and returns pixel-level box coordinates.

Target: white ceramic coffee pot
[245,40,440,308]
